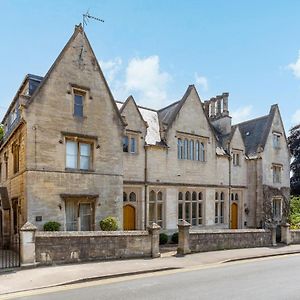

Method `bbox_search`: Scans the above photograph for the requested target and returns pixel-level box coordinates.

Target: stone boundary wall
[290,230,300,244]
[35,230,152,265]
[189,229,272,252]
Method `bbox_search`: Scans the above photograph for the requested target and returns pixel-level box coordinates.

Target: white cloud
[231,105,253,124]
[195,73,208,91]
[288,51,300,79]
[291,109,300,125]
[99,57,122,83]
[124,56,171,108]
[99,55,171,108]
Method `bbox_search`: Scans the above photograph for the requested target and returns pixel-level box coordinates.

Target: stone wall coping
[36,230,149,237]
[190,229,270,234]
[290,229,300,233]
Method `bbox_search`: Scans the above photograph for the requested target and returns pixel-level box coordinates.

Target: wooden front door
[231,203,238,229]
[123,205,135,230]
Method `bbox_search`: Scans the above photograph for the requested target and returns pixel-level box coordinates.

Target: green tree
[289,196,300,229]
[0,124,3,140]
[288,124,300,196]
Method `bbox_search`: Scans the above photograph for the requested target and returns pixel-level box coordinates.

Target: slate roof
[234,104,278,157]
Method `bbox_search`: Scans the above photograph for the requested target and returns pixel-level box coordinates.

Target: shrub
[43,221,61,231]
[171,232,178,244]
[159,233,168,245]
[100,216,119,231]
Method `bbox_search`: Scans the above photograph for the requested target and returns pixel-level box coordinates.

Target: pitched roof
[237,105,277,156]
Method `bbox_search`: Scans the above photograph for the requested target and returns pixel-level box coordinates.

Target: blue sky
[1,0,300,130]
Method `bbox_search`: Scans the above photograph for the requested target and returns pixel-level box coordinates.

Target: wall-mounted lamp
[96,144,100,149]
[59,139,63,144]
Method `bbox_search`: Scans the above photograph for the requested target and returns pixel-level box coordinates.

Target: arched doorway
[123,205,135,230]
[231,203,238,229]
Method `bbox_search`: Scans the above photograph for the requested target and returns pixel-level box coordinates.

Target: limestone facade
[0,25,290,236]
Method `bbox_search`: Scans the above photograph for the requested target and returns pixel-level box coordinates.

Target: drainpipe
[228,143,232,229]
[144,145,148,230]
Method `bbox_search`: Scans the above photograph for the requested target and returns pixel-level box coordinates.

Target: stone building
[0,25,290,238]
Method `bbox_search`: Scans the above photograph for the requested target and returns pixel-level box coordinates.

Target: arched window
[157,191,163,201]
[192,192,197,201]
[198,192,202,200]
[177,139,183,159]
[235,193,239,201]
[231,193,234,201]
[200,142,205,161]
[123,192,128,202]
[184,139,188,159]
[190,140,194,160]
[195,141,200,160]
[129,192,136,202]
[149,190,156,202]
[185,191,191,201]
[220,192,224,200]
[215,192,219,200]
[178,192,183,200]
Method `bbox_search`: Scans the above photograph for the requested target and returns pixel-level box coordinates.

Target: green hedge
[43,221,61,231]
[99,216,119,231]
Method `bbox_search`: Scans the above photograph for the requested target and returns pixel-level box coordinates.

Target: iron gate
[0,235,20,269]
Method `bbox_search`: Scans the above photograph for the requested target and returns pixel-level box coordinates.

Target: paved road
[5,254,300,300]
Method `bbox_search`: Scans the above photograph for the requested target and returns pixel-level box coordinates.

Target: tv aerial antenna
[82,10,104,30]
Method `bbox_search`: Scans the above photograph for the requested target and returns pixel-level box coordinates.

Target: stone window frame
[215,191,225,224]
[123,130,140,155]
[178,189,205,226]
[69,85,91,119]
[64,135,95,172]
[148,189,165,228]
[272,131,282,150]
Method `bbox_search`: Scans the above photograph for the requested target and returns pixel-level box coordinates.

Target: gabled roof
[237,105,277,156]
[24,24,125,127]
[120,95,148,128]
[158,85,194,127]
[116,100,161,145]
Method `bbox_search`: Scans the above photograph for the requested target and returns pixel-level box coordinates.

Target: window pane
[149,203,155,223]
[123,136,129,152]
[190,140,194,160]
[66,200,77,231]
[200,142,205,161]
[80,143,91,170]
[74,103,83,117]
[79,203,92,231]
[215,202,219,223]
[178,203,183,220]
[220,202,224,223]
[198,203,203,225]
[157,203,163,222]
[75,94,83,105]
[192,202,197,225]
[178,139,182,159]
[157,191,163,201]
[130,137,136,153]
[129,192,136,202]
[178,192,183,201]
[184,139,188,159]
[185,202,190,223]
[149,191,156,202]
[66,141,77,168]
[195,141,199,160]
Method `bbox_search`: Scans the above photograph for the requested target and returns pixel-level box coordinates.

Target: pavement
[1,244,300,296]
